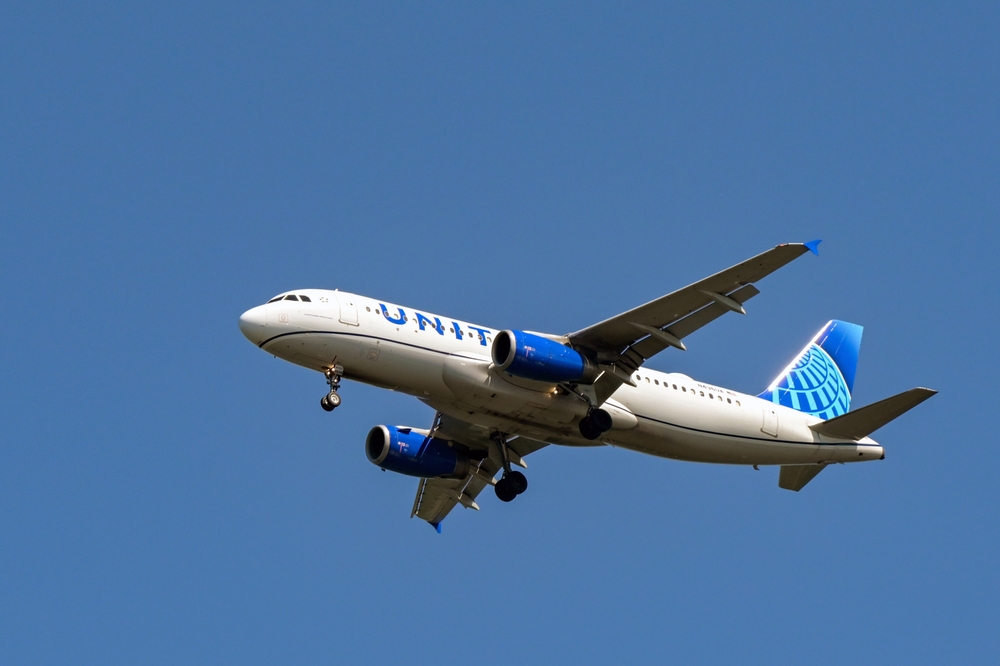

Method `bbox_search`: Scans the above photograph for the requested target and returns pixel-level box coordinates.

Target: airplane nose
[239,305,268,345]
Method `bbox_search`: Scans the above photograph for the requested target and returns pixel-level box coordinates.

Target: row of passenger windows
[635,374,741,406]
[268,294,312,303]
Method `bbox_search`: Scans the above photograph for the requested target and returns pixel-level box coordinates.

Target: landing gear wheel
[506,470,528,495]
[579,416,602,440]
[490,430,526,502]
[320,365,344,412]
[495,476,517,502]
[590,408,613,432]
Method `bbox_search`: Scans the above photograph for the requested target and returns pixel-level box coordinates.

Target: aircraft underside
[262,331,883,467]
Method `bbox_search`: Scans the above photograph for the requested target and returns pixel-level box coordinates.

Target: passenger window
[727,398,732,403]
[284,295,299,301]
[646,377,650,383]
[682,387,686,392]
[366,307,371,312]
[699,391,704,396]
[736,401,741,406]
[672,384,677,389]
[299,295,311,302]
[654,379,659,385]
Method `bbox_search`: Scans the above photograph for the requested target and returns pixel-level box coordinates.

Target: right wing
[411,413,548,530]
[568,241,820,403]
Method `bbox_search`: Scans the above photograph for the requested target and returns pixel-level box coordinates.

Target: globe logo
[770,344,851,419]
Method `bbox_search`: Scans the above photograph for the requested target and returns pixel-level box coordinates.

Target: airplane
[238,241,935,531]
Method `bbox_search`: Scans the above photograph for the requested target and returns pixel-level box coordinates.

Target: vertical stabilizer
[758,320,863,419]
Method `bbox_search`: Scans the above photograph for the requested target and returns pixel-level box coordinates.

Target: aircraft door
[761,405,779,437]
[335,291,359,326]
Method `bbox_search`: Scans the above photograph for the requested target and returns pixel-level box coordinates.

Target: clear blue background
[2,3,997,664]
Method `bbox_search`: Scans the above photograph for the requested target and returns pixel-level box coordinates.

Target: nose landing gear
[491,431,528,502]
[320,365,344,412]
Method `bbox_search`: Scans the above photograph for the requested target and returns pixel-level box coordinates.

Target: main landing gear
[558,384,613,441]
[492,431,528,503]
[579,408,613,440]
[320,364,344,412]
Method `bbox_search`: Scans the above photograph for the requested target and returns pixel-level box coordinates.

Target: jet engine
[492,330,600,384]
[365,425,470,479]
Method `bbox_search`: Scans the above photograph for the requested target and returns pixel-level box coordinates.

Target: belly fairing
[441,354,584,425]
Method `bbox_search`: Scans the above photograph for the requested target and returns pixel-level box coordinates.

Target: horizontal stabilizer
[779,464,827,491]
[809,388,937,440]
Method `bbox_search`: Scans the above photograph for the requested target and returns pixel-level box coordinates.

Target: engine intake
[365,425,470,479]
[492,330,599,384]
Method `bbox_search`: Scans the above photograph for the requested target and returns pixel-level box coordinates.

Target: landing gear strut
[320,364,344,412]
[579,408,613,440]
[491,431,528,502]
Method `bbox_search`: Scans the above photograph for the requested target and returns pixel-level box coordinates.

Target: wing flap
[413,464,498,526]
[410,413,550,528]
[809,388,937,440]
[591,284,763,404]
[569,243,811,353]
[627,284,760,361]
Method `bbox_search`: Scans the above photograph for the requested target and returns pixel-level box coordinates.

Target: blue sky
[2,3,997,664]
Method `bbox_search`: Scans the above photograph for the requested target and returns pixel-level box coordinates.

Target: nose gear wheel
[320,391,341,411]
[320,364,344,412]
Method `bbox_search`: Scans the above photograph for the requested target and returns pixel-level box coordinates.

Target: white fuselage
[239,290,883,467]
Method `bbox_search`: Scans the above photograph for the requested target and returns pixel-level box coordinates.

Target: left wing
[568,241,819,403]
[411,414,548,530]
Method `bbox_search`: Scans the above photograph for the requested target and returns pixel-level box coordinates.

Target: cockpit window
[284,295,299,301]
[299,295,311,302]
[267,295,284,303]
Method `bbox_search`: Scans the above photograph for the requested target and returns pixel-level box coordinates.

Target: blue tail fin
[757,320,863,419]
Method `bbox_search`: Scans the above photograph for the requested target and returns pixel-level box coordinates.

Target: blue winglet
[432,522,442,534]
[804,239,822,255]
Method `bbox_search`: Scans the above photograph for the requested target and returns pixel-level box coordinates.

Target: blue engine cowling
[366,425,470,479]
[492,330,600,384]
